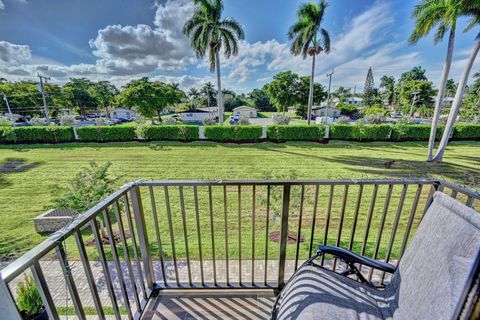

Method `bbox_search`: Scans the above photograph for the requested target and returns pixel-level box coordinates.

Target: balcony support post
[0,277,21,320]
[130,186,155,292]
[277,185,291,293]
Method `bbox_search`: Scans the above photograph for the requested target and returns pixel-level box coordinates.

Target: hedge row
[329,124,480,141]
[204,125,263,141]
[0,124,479,144]
[267,125,327,141]
[76,126,137,142]
[143,125,199,141]
[0,126,75,143]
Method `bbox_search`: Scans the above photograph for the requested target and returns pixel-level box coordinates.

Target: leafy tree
[93,81,118,117]
[399,66,428,83]
[183,0,245,125]
[201,82,217,108]
[63,78,98,115]
[188,87,201,110]
[248,88,273,111]
[461,72,480,120]
[445,79,457,97]
[332,86,351,102]
[397,79,435,116]
[337,102,358,116]
[380,75,396,106]
[288,0,330,124]
[363,67,376,107]
[117,78,184,122]
[264,71,300,114]
[295,76,327,108]
[362,104,389,117]
[223,91,249,111]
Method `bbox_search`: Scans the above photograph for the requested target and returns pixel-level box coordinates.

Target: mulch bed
[269,231,305,244]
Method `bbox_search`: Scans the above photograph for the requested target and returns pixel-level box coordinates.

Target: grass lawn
[0,140,479,262]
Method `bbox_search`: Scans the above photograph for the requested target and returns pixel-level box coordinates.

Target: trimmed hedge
[330,124,391,141]
[452,124,480,140]
[76,126,137,142]
[204,125,263,141]
[267,125,326,141]
[143,125,199,141]
[0,126,75,143]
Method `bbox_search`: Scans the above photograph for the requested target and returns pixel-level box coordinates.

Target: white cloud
[0,41,31,64]
[0,1,5,10]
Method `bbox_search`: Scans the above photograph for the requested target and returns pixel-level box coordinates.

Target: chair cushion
[276,265,387,320]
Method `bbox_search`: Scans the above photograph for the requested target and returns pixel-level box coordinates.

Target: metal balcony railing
[0,179,479,319]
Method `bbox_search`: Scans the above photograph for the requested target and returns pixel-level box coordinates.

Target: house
[312,106,341,118]
[109,108,136,120]
[178,109,215,123]
[232,106,258,118]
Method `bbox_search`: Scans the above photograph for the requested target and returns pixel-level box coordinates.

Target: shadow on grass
[0,158,43,189]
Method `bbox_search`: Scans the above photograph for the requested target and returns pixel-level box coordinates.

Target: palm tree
[288,0,330,125]
[434,2,480,161]
[380,75,396,106]
[201,82,217,109]
[183,0,245,125]
[409,0,465,161]
[188,88,200,109]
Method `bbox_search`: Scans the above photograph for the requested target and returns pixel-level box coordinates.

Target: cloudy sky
[0,0,479,92]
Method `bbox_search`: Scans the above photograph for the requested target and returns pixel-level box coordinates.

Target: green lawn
[0,140,478,262]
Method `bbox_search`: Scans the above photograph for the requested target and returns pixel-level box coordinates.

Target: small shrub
[0,126,16,143]
[203,118,217,126]
[59,114,76,126]
[16,275,43,318]
[272,115,291,125]
[163,117,178,125]
[95,118,107,126]
[452,124,480,140]
[76,126,137,142]
[335,116,351,124]
[204,125,263,141]
[365,114,386,124]
[238,118,251,125]
[0,119,13,127]
[267,125,326,141]
[143,125,199,141]
[29,116,47,126]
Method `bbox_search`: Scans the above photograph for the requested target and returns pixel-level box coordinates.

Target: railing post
[0,277,21,320]
[130,186,155,291]
[277,185,291,292]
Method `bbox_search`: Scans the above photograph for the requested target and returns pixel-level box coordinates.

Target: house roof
[233,106,257,111]
[178,109,210,114]
[312,106,340,111]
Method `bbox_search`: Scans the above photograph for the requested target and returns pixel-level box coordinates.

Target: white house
[312,106,341,118]
[109,108,136,120]
[178,109,215,123]
[232,106,258,118]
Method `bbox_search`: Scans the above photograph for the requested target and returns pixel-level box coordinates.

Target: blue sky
[0,0,478,93]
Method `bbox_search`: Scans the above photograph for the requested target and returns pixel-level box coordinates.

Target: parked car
[116,117,131,123]
[229,115,241,125]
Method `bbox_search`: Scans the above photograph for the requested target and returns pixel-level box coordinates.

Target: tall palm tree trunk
[307,53,316,125]
[427,27,456,161]
[215,50,224,125]
[433,33,480,161]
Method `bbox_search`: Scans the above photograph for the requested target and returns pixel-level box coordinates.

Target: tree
[397,80,435,116]
[201,82,217,109]
[93,81,118,117]
[294,76,327,116]
[263,71,300,114]
[461,73,480,120]
[445,79,457,97]
[117,78,183,122]
[332,86,351,102]
[183,0,245,125]
[337,102,358,116]
[288,0,330,125]
[362,104,389,116]
[380,75,396,106]
[409,0,465,161]
[248,89,273,111]
[188,88,201,110]
[63,78,98,115]
[363,67,376,107]
[434,2,480,161]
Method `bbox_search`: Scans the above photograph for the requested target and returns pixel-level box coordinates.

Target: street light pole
[37,73,51,125]
[2,93,15,127]
[325,69,334,124]
[408,91,420,122]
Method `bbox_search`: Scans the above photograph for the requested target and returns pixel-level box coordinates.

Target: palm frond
[220,18,245,40]
[320,28,331,53]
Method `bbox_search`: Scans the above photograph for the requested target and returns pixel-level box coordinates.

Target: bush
[267,125,326,141]
[364,114,386,124]
[16,275,43,318]
[76,125,137,142]
[11,126,76,143]
[143,125,199,141]
[0,126,16,143]
[204,125,263,141]
[391,124,443,141]
[452,124,480,140]
[29,116,47,126]
[238,118,251,125]
[163,117,178,125]
[330,124,391,141]
[272,115,291,125]
[203,118,217,126]
[59,114,76,126]
[336,116,351,124]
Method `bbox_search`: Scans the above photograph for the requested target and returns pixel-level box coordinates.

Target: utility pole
[325,69,334,124]
[2,93,15,127]
[408,91,420,121]
[37,73,51,125]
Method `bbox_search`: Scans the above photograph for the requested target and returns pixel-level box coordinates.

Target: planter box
[34,209,74,233]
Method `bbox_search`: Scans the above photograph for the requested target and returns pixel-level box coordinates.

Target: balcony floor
[142,289,275,320]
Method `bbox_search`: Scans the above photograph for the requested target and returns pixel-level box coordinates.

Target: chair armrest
[317,245,396,273]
